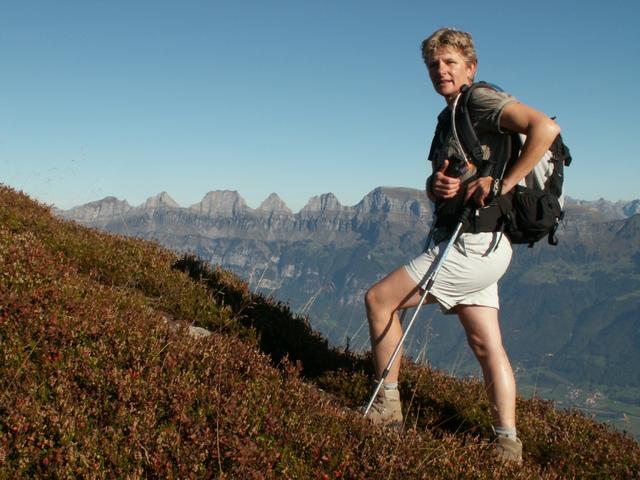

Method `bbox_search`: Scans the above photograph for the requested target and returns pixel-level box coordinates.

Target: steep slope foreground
[62,189,640,440]
[1,185,639,479]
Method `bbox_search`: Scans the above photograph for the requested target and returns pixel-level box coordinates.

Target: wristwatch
[487,177,503,203]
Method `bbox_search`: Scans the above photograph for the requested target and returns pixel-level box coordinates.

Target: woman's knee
[467,334,504,363]
[365,283,384,311]
[365,267,420,316]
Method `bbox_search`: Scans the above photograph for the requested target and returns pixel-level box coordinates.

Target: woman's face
[427,46,476,104]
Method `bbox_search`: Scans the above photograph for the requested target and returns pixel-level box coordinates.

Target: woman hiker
[363,27,560,463]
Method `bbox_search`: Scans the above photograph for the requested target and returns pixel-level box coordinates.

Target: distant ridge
[59,189,640,226]
[58,187,434,226]
[63,190,640,223]
[565,197,640,220]
[189,190,249,216]
[355,186,429,216]
[257,193,292,214]
[300,193,344,213]
[143,191,179,210]
[62,196,131,223]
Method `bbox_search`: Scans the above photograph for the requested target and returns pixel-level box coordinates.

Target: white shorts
[404,232,512,314]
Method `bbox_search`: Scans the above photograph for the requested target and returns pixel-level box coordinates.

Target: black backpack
[447,81,572,247]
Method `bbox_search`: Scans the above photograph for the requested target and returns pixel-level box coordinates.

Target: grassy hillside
[1,185,638,479]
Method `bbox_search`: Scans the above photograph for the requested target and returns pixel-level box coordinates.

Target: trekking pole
[391,222,437,339]
[363,205,472,417]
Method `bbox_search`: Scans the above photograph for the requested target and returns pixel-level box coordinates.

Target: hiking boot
[363,388,403,430]
[492,436,523,464]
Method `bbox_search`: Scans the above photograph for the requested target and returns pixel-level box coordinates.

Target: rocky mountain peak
[565,197,640,220]
[189,190,249,216]
[300,193,344,213]
[143,192,180,210]
[356,187,430,217]
[257,193,292,214]
[623,200,640,217]
[62,196,131,223]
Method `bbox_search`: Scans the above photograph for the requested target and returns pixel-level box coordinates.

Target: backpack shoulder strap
[456,83,486,168]
[428,107,451,163]
[546,132,571,198]
[455,81,514,178]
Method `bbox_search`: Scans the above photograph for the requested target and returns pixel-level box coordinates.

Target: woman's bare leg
[456,304,516,428]
[365,266,434,383]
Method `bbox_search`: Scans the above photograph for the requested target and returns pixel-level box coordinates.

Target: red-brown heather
[0,185,638,479]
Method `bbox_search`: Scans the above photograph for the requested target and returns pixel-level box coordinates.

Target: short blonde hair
[421,28,477,67]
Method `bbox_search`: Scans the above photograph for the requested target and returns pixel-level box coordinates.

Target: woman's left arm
[465,102,561,206]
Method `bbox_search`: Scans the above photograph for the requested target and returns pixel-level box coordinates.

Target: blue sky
[2,1,639,211]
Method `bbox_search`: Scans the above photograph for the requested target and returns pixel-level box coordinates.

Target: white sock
[383,381,398,390]
[494,425,517,439]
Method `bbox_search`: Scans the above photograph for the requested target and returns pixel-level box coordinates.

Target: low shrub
[0,186,638,478]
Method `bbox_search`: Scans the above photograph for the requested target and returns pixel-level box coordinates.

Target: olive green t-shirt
[430,85,517,230]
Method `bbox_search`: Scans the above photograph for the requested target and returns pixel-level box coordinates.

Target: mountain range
[58,188,640,434]
[58,189,640,223]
